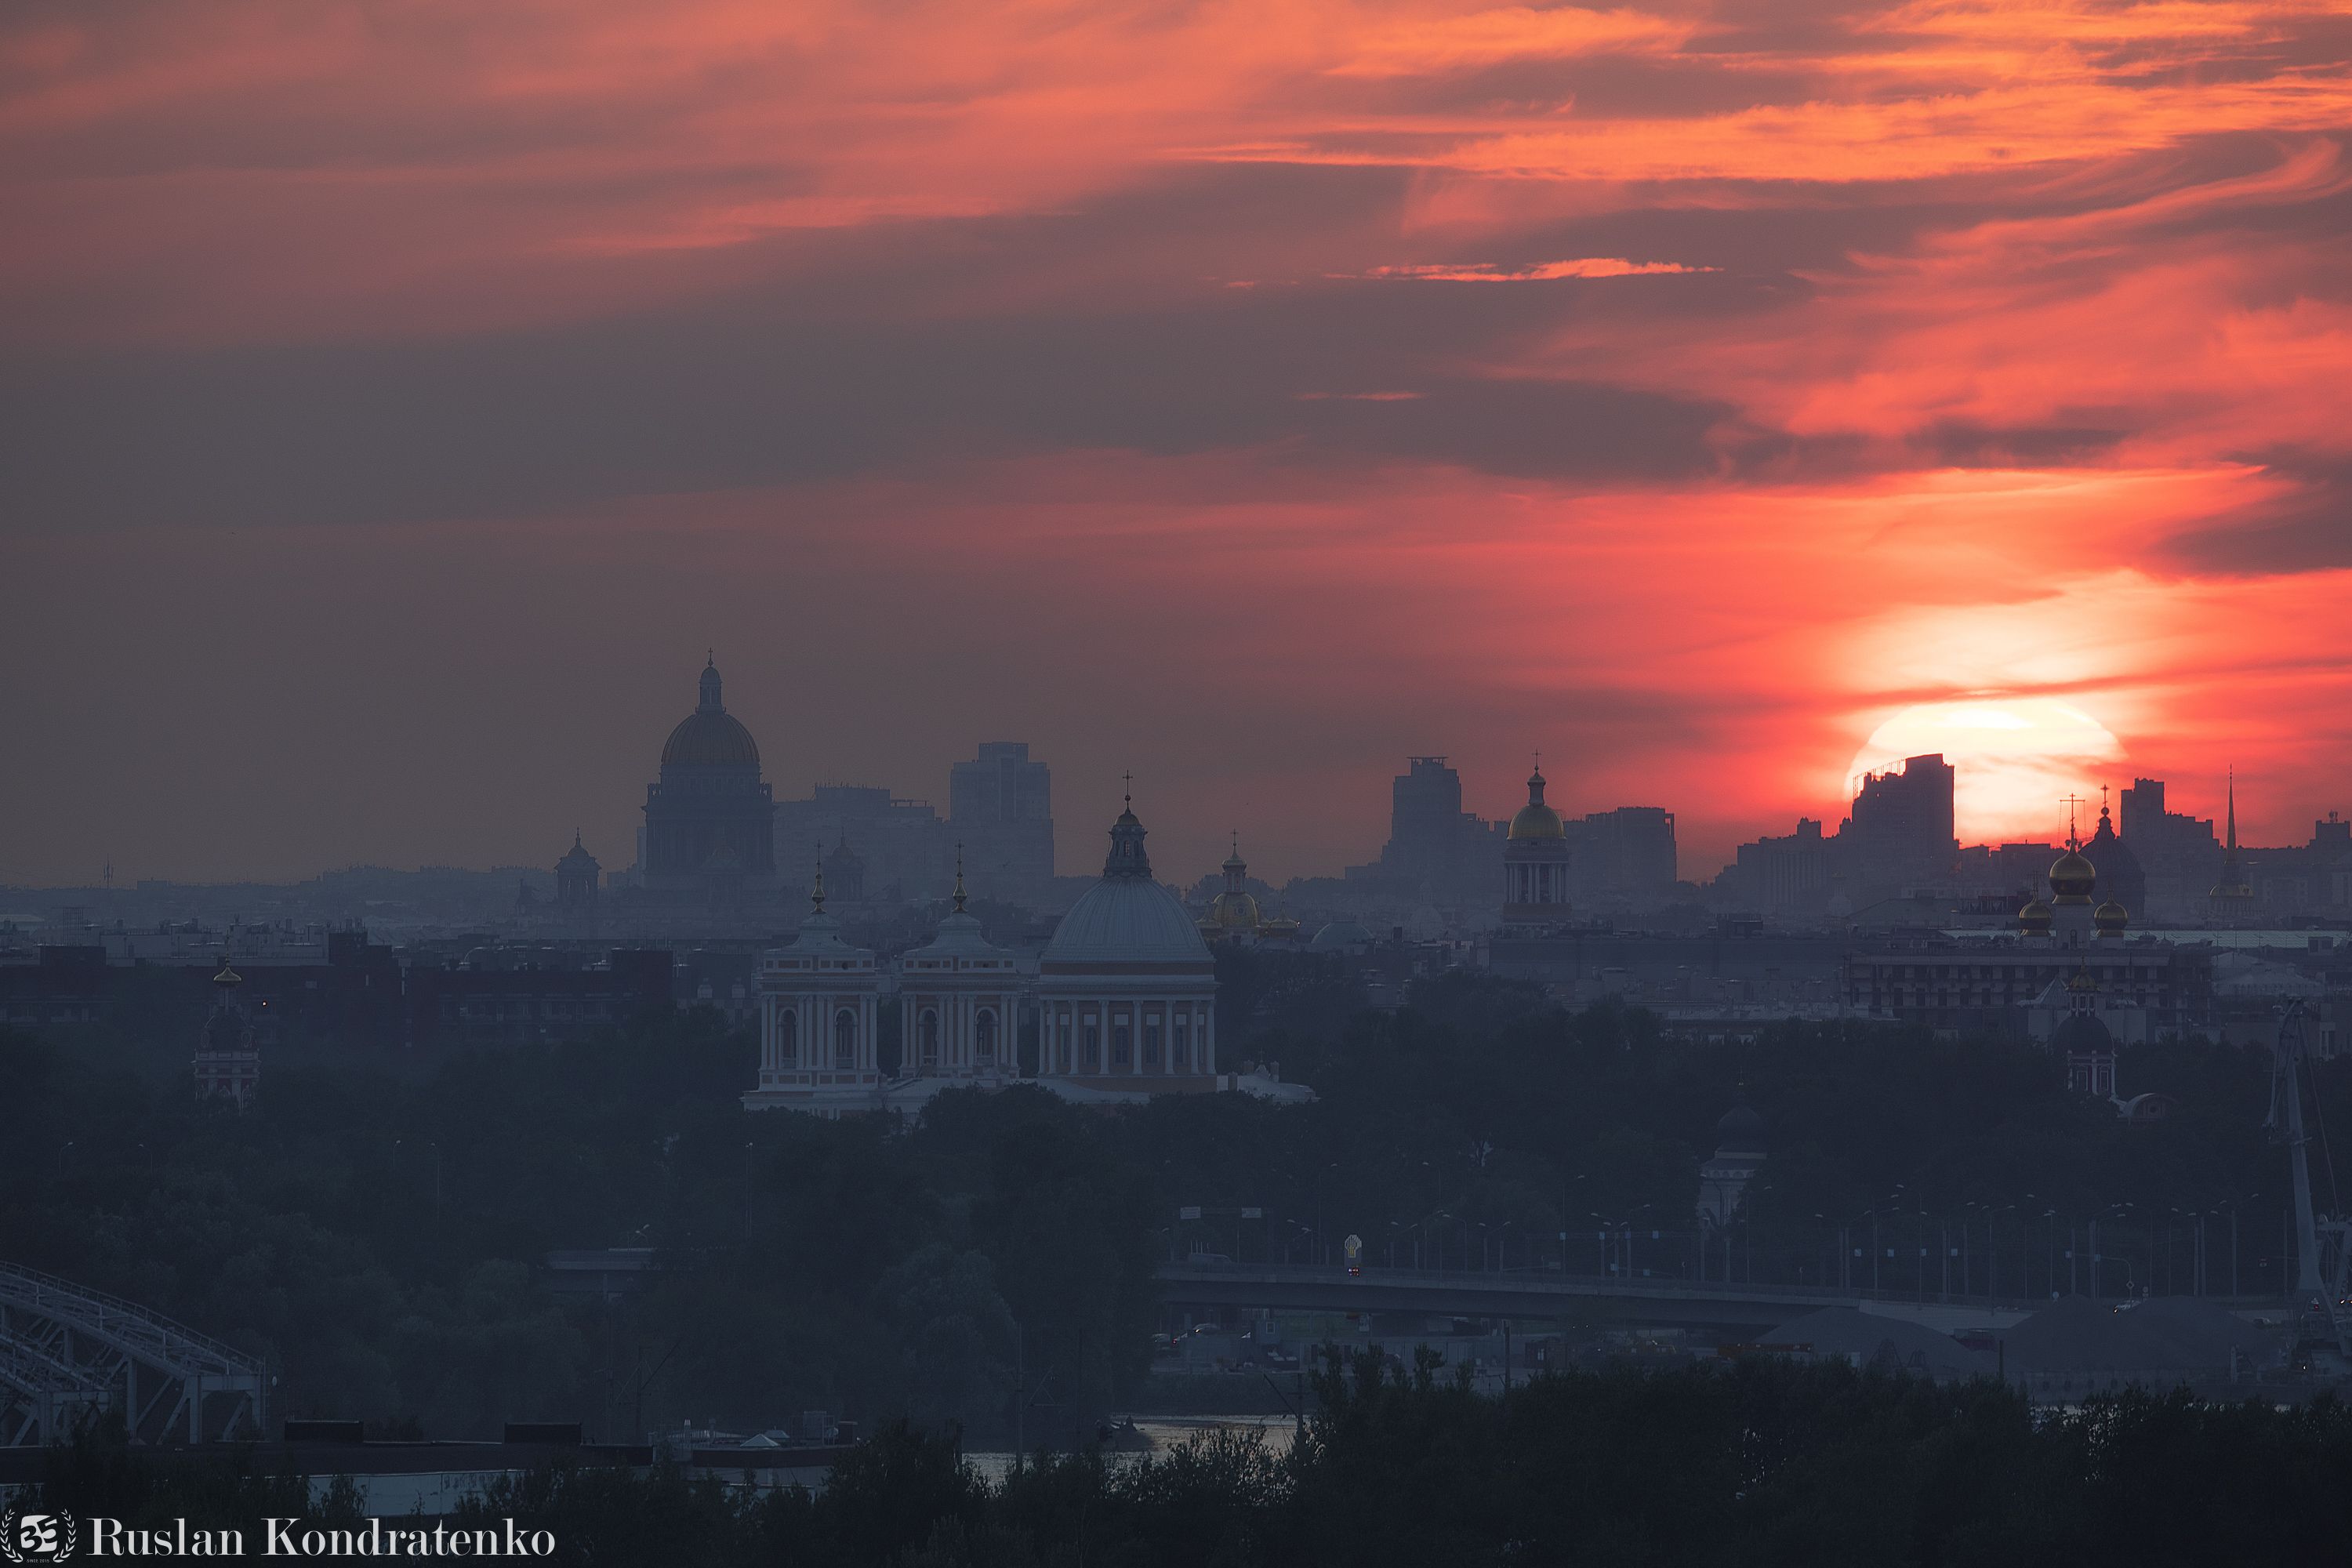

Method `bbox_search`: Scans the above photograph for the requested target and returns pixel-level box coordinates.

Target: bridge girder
[0,1264,267,1447]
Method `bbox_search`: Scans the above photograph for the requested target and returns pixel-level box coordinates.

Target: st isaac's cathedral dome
[662,658,762,770]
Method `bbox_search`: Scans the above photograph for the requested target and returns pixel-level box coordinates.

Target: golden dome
[2048,848,2096,903]
[2017,898,2053,934]
[1508,767,1566,840]
[1209,889,1261,929]
[2093,898,2129,935]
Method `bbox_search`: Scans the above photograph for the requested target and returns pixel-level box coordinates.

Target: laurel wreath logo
[0,1505,78,1563]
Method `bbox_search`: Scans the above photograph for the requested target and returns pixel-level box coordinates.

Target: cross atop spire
[1122,770,1134,808]
[2060,793,2088,848]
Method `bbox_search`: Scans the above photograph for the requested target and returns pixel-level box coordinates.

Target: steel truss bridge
[0,1262,267,1446]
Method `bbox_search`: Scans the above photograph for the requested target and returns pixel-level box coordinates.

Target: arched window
[834,1007,858,1069]
[1083,1019,1100,1070]
[1142,1019,1161,1070]
[975,1009,997,1064]
[919,1009,940,1069]
[777,1007,797,1069]
[1171,1017,1187,1071]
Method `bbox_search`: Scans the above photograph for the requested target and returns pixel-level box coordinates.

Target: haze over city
[7,0,2351,886]
[9,6,2352,1559]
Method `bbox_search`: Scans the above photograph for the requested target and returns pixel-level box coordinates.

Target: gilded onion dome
[2093,898,2129,937]
[2017,897,2053,936]
[2048,845,2096,905]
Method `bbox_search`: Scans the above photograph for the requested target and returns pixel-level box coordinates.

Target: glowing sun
[1848,699,2125,845]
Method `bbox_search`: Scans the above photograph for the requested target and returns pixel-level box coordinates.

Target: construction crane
[2266,1002,2352,1372]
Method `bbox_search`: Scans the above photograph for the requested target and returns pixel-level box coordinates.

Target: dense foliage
[2,953,2337,1437]
[34,1356,2352,1567]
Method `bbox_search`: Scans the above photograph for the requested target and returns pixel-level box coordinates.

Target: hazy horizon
[6,1,2347,887]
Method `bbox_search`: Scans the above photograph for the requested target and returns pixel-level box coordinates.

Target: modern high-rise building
[948,742,1055,886]
[1842,753,1955,896]
[1358,756,1502,895]
[1568,806,1678,906]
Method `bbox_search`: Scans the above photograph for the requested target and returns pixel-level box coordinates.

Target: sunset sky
[5,0,2350,887]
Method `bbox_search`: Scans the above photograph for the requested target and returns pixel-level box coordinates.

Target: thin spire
[2060,793,2087,848]
[811,844,826,913]
[953,841,967,913]
[2226,765,2238,851]
[1122,770,1134,808]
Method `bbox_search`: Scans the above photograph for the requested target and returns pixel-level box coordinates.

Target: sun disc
[1849,699,2124,844]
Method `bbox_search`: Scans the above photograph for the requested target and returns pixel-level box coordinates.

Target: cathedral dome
[1508,767,1566,840]
[1047,878,1213,965]
[2093,898,2129,937]
[1308,920,1374,951]
[661,659,762,769]
[1044,800,1213,967]
[2017,897,2053,935]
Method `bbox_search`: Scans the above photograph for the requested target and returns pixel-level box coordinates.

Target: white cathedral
[742,794,1308,1117]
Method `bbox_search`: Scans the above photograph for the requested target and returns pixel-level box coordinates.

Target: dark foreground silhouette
[32,1351,2352,1567]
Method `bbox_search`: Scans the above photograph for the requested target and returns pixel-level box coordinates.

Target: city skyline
[0,649,2314,891]
[5,2,2348,885]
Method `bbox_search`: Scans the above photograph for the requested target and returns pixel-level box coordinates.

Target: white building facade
[742,873,884,1116]
[896,864,1021,1084]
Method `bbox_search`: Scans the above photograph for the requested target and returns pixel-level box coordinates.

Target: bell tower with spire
[2209,768,2256,923]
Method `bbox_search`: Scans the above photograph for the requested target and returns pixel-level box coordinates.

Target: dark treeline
[2,953,2337,1437]
[33,1356,2352,1567]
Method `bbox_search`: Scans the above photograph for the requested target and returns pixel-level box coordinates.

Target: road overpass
[1155,1261,2042,1334]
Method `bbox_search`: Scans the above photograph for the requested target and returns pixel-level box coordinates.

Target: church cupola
[1103,779,1153,879]
[698,655,724,713]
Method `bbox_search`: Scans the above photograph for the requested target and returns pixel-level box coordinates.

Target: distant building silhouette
[774,786,946,902]
[1569,805,1679,907]
[1842,753,1955,898]
[641,659,775,894]
[555,833,600,917]
[1350,756,1502,897]
[949,742,1055,886]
